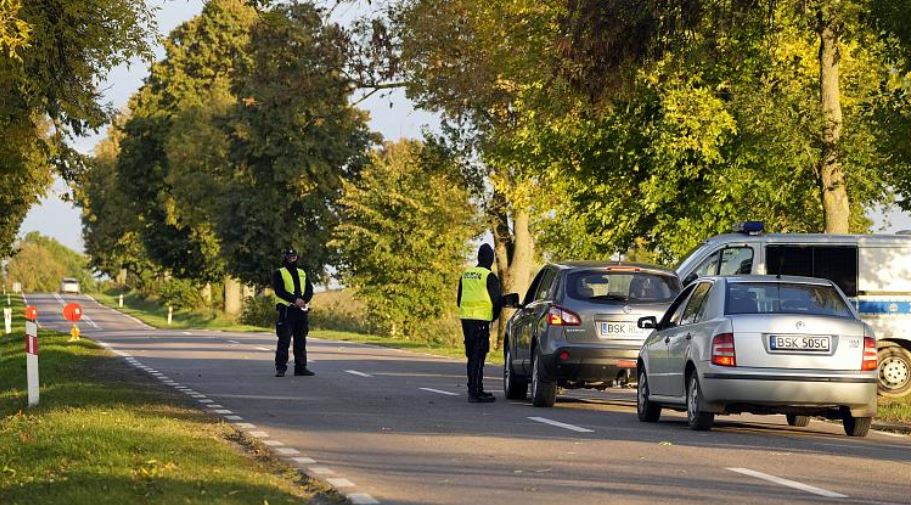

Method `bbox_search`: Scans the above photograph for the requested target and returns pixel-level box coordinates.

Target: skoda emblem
[795,321,805,330]
[623,305,633,314]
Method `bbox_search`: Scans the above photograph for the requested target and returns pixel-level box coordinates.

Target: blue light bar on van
[733,221,764,235]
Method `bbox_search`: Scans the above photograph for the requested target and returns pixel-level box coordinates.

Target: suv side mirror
[638,316,658,329]
[502,293,521,308]
[683,273,698,286]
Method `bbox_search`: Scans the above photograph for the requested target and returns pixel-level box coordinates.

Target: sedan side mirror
[638,316,658,329]
[502,293,521,308]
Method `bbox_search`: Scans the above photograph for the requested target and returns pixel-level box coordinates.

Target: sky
[16,0,911,254]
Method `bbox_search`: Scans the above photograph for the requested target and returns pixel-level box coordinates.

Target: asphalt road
[22,293,911,505]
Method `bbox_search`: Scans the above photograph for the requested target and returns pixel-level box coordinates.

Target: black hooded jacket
[456,244,503,321]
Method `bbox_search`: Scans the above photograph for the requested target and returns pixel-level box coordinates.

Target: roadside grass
[877,396,911,424]
[93,289,265,332]
[0,299,333,504]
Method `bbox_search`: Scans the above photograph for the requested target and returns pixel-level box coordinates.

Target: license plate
[599,322,640,338]
[769,335,831,352]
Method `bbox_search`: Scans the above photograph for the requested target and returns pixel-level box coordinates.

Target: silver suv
[503,262,681,407]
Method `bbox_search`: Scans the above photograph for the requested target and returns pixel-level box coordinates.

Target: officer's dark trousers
[276,305,308,372]
[461,319,490,396]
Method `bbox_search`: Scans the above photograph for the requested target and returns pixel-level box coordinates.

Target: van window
[719,247,754,275]
[765,246,858,297]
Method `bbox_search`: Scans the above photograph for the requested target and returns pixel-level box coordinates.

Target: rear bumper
[544,345,640,383]
[700,367,877,417]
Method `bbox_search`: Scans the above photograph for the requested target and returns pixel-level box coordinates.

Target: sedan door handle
[664,336,670,344]
[685,333,692,340]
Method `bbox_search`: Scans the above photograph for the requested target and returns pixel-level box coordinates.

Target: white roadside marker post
[3,306,11,334]
[25,307,39,407]
[119,294,123,307]
[167,306,173,325]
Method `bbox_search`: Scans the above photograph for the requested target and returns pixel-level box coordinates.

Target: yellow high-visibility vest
[459,266,493,321]
[275,267,307,306]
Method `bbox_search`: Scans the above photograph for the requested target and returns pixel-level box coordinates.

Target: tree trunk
[817,7,850,233]
[224,276,243,316]
[488,197,535,350]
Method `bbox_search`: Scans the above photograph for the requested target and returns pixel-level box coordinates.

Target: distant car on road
[636,275,878,437]
[60,278,80,295]
[503,262,681,407]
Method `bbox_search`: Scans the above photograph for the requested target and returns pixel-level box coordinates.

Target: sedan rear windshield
[566,271,680,304]
[725,282,853,318]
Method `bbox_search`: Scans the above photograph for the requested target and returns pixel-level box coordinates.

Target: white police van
[676,222,911,398]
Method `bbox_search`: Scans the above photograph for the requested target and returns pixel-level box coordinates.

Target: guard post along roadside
[24,305,39,407]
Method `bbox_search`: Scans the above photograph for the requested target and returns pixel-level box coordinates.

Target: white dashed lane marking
[347,493,380,505]
[727,467,848,499]
[419,387,459,396]
[345,370,372,378]
[527,416,594,433]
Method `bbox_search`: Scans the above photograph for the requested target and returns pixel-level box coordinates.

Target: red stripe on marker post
[26,334,38,355]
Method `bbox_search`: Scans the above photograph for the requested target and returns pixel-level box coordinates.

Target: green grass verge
[877,397,911,425]
[0,296,331,504]
[93,290,266,333]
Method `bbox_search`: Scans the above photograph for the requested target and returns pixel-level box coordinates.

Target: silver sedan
[636,275,878,436]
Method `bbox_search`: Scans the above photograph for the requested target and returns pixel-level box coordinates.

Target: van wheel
[686,373,714,431]
[637,369,661,422]
[503,345,528,400]
[842,412,872,437]
[531,351,556,408]
[878,342,911,398]
[786,414,810,427]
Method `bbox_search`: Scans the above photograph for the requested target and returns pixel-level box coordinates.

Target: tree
[6,232,93,293]
[0,0,154,256]
[557,0,911,234]
[115,0,257,283]
[215,1,376,287]
[332,140,478,340]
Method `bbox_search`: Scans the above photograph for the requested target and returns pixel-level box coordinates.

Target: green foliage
[239,295,275,327]
[215,2,375,287]
[0,0,154,256]
[157,278,204,310]
[332,140,478,341]
[5,232,93,293]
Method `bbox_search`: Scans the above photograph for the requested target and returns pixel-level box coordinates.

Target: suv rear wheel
[503,345,528,400]
[531,351,557,408]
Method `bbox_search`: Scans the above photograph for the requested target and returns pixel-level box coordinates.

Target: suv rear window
[725,282,853,318]
[566,271,680,304]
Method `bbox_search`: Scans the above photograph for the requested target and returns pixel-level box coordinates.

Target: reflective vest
[459,266,493,321]
[275,267,307,306]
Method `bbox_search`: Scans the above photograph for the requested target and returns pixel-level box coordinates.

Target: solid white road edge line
[727,467,848,498]
[326,478,355,488]
[419,387,459,396]
[345,370,372,378]
[527,416,594,433]
[289,457,316,465]
[308,466,335,476]
[347,492,380,505]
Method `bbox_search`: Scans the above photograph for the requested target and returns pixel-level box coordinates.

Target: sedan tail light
[547,306,581,326]
[862,336,877,371]
[711,333,736,367]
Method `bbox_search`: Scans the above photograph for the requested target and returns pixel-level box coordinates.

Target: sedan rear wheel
[786,414,810,427]
[842,412,872,437]
[531,351,557,408]
[878,342,911,398]
[637,369,661,422]
[503,345,528,400]
[686,373,714,431]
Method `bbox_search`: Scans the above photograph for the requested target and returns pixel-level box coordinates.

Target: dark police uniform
[457,244,502,402]
[272,255,314,377]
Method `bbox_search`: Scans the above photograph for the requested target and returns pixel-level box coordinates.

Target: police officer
[457,243,503,403]
[272,249,314,377]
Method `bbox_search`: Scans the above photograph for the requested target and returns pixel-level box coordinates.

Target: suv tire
[686,372,714,431]
[531,351,557,408]
[503,344,528,400]
[637,369,661,422]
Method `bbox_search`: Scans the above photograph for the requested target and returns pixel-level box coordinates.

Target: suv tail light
[711,333,736,367]
[547,306,581,326]
[862,336,877,371]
